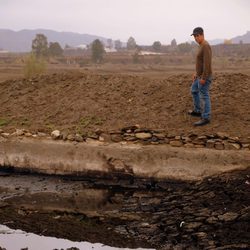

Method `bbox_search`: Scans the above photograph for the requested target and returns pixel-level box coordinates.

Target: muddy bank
[0,169,249,249]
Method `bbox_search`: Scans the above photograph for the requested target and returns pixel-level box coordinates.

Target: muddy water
[0,224,153,250]
[0,170,249,249]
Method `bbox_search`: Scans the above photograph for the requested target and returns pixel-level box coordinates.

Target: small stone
[111,134,123,142]
[218,212,238,222]
[224,143,241,150]
[206,139,215,149]
[99,133,111,142]
[216,132,229,139]
[1,133,10,138]
[67,134,75,141]
[184,143,195,148]
[135,132,152,140]
[0,129,3,133]
[37,132,46,137]
[25,132,32,137]
[15,129,25,136]
[75,134,83,142]
[198,135,207,140]
[215,142,224,150]
[170,140,183,147]
[175,136,181,140]
[153,133,166,139]
[51,130,61,140]
[182,136,192,143]
[242,144,249,148]
[61,130,69,140]
[240,138,250,144]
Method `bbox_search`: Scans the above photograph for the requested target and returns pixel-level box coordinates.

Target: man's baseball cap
[191,27,204,36]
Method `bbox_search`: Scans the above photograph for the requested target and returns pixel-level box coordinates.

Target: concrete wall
[0,137,249,181]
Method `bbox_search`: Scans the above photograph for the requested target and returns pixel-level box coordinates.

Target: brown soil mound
[0,71,249,137]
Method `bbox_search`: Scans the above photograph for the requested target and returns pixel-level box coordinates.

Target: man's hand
[192,74,197,81]
[199,79,206,85]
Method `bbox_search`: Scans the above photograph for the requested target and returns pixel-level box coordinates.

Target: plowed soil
[0,71,249,137]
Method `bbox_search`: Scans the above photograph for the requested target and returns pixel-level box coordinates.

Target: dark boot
[193,119,210,126]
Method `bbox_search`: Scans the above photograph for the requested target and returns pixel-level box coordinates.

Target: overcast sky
[0,0,249,44]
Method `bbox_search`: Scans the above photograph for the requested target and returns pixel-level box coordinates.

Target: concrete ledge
[0,137,249,181]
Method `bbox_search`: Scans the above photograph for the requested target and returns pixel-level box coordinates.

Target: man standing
[188,27,212,126]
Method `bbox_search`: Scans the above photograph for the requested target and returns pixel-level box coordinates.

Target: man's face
[194,34,204,44]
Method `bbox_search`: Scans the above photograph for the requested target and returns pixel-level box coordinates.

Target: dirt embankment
[0,71,249,138]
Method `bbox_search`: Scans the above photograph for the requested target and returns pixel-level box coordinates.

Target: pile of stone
[0,127,249,151]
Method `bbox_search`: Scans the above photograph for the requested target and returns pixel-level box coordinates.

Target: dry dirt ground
[0,70,249,138]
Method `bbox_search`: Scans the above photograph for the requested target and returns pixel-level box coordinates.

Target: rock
[239,138,250,144]
[61,130,69,140]
[99,133,111,142]
[153,133,166,139]
[215,142,224,150]
[242,144,249,149]
[192,139,206,145]
[184,143,195,148]
[216,132,229,139]
[170,140,183,147]
[75,134,83,142]
[14,129,25,136]
[135,132,152,140]
[0,129,3,133]
[206,216,218,224]
[25,132,32,137]
[228,136,239,143]
[175,136,181,140]
[1,133,10,138]
[206,139,215,149]
[224,143,241,150]
[67,134,75,141]
[218,212,238,222]
[37,132,47,137]
[182,136,192,143]
[111,134,123,142]
[198,135,207,140]
[51,130,61,140]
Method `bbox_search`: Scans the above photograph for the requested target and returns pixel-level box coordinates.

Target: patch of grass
[0,118,10,127]
[20,117,31,126]
[79,116,104,128]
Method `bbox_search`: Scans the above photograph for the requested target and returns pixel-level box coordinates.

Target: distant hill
[231,31,250,44]
[0,29,109,52]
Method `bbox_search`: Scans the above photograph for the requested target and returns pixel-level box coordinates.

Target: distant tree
[107,39,113,49]
[91,39,105,63]
[177,42,192,53]
[152,41,161,52]
[239,40,243,45]
[127,36,137,50]
[171,39,177,47]
[114,40,122,50]
[48,42,63,57]
[32,34,48,57]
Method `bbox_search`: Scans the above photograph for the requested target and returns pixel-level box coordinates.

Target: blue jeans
[191,77,212,119]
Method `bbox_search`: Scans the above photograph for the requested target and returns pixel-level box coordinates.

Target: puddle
[0,224,154,250]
